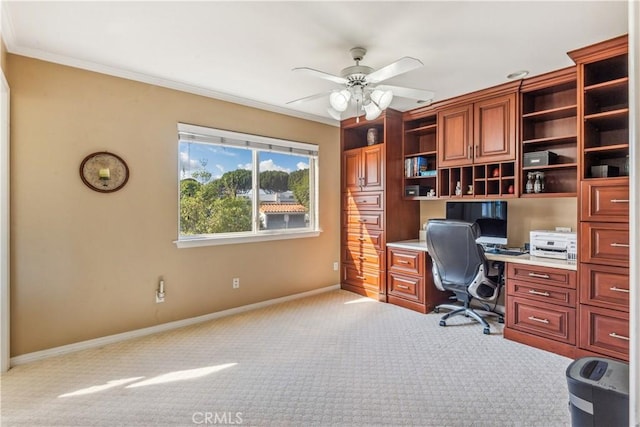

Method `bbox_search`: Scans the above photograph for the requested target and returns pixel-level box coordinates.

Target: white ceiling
[1,1,629,126]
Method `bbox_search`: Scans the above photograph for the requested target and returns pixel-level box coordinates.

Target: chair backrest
[425,219,489,293]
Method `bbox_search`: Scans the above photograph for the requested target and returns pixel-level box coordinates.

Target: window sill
[174,229,322,248]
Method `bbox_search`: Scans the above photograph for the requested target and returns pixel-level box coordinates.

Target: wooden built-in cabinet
[504,263,577,359]
[520,67,578,197]
[386,247,451,313]
[402,113,438,199]
[569,35,629,362]
[340,110,420,301]
[437,92,518,198]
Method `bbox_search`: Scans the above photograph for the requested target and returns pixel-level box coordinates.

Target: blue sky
[179,142,309,181]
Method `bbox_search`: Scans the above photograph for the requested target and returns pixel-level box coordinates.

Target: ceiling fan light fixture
[370,89,393,110]
[363,101,382,121]
[329,89,351,112]
[327,107,343,121]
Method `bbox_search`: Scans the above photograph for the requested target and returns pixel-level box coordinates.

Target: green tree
[289,169,310,208]
[259,170,289,193]
[220,169,252,198]
[206,197,252,233]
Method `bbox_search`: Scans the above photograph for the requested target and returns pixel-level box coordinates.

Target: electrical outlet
[333,262,339,271]
[232,278,240,289]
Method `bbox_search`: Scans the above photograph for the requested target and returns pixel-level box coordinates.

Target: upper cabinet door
[343,149,362,190]
[437,104,473,167]
[361,145,384,191]
[473,93,517,163]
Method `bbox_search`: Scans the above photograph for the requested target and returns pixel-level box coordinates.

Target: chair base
[434,303,504,335]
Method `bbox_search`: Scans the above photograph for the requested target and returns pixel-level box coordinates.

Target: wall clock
[79,151,129,193]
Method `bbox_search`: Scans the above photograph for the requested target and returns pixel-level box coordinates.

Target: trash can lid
[566,357,629,395]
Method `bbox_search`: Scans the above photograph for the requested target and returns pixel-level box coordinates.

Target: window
[176,123,319,247]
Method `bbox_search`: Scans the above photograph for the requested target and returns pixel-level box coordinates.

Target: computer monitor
[445,200,508,246]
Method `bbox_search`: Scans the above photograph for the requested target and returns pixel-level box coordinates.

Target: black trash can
[566,357,629,427]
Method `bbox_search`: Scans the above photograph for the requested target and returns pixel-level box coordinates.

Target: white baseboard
[10,284,340,367]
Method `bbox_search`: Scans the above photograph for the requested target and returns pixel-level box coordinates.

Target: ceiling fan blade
[292,67,348,85]
[376,85,435,102]
[366,57,423,84]
[286,91,331,105]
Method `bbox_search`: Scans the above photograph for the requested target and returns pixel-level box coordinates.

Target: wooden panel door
[473,93,517,163]
[438,103,473,167]
[342,149,362,190]
[361,144,384,191]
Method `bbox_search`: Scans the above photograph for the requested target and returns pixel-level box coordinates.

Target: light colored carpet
[0,290,573,426]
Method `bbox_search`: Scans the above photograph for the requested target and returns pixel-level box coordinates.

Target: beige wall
[420,198,578,247]
[7,55,340,356]
[1,38,6,73]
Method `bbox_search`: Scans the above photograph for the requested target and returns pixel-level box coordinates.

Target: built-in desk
[386,239,579,358]
[387,239,577,271]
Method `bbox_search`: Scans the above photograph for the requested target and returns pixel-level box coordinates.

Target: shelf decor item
[79,151,130,193]
[366,127,379,145]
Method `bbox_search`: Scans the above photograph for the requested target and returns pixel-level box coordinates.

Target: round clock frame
[79,151,130,193]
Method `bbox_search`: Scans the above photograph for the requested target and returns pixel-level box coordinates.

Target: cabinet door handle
[610,286,630,293]
[528,289,550,297]
[528,272,550,279]
[396,285,410,290]
[468,145,472,159]
[609,332,629,341]
[528,316,550,324]
[475,145,478,158]
[396,260,410,264]
[610,199,629,203]
[610,243,629,248]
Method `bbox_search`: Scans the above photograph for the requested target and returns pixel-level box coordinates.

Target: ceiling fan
[288,47,435,122]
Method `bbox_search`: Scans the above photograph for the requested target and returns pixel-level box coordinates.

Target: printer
[530,230,577,261]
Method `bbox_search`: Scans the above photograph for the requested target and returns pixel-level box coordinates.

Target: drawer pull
[358,218,367,223]
[527,316,550,324]
[610,286,630,294]
[610,243,629,248]
[357,200,367,204]
[357,237,366,241]
[528,289,550,297]
[397,260,410,264]
[608,332,630,341]
[610,199,629,203]
[396,285,409,290]
[528,272,550,279]
[358,256,366,261]
[356,275,365,280]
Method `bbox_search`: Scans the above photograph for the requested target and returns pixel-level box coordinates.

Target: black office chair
[425,219,504,334]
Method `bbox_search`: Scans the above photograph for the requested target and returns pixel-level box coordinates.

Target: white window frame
[175,123,320,248]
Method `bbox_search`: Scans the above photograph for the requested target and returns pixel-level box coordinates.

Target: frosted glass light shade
[327,107,342,121]
[329,89,351,112]
[370,89,393,110]
[363,101,382,121]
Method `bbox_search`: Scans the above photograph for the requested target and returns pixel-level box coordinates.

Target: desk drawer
[579,264,629,311]
[387,248,424,275]
[388,272,423,303]
[507,280,576,308]
[343,211,384,230]
[344,191,383,211]
[507,296,576,344]
[506,264,576,289]
[342,264,382,293]
[580,179,629,222]
[580,222,629,267]
[579,305,629,361]
[344,229,384,251]
[343,246,383,270]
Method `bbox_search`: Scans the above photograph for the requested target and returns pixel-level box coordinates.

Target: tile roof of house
[259,203,307,214]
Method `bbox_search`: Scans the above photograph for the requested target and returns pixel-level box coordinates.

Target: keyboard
[486,248,526,256]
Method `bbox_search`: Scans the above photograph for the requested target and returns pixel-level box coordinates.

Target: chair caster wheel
[498,316,505,324]
[434,307,440,313]
[439,320,446,327]
[483,328,490,335]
